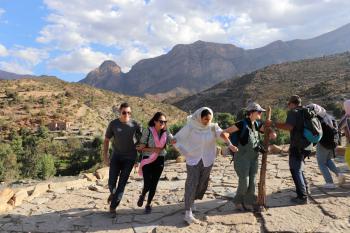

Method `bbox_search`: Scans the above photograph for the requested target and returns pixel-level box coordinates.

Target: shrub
[214,112,236,128]
[165,146,180,160]
[168,122,185,135]
[36,154,56,179]
[0,144,19,182]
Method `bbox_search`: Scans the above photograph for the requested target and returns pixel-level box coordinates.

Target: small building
[47,121,72,131]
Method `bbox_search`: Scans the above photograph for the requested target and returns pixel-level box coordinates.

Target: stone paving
[0,153,349,233]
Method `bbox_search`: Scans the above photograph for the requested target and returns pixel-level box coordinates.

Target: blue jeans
[316,144,339,184]
[289,148,310,199]
[108,154,135,209]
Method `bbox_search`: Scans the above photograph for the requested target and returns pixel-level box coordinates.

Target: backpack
[301,106,323,144]
[319,117,340,150]
[229,119,261,162]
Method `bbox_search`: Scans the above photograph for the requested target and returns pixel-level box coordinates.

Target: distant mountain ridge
[80,23,350,97]
[174,52,350,115]
[0,70,36,80]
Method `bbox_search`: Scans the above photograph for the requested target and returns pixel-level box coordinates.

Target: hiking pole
[257,106,271,212]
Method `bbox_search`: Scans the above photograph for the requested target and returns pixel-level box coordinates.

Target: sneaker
[338,173,346,186]
[184,214,198,225]
[290,197,308,205]
[145,205,152,214]
[323,183,337,189]
[137,195,145,207]
[234,203,244,211]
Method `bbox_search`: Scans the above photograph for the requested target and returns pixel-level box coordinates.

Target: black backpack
[319,117,340,150]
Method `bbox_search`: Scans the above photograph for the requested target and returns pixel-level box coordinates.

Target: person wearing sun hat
[223,102,268,211]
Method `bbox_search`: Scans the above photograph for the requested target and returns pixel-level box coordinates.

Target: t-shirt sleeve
[286,111,297,127]
[234,120,244,132]
[105,121,114,139]
[139,128,149,145]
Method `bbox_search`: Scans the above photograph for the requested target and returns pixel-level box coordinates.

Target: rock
[95,167,109,180]
[48,179,88,191]
[0,188,14,206]
[88,184,102,192]
[216,146,222,156]
[12,188,31,206]
[269,144,282,154]
[176,155,186,163]
[0,203,13,213]
[27,183,49,201]
[83,173,97,182]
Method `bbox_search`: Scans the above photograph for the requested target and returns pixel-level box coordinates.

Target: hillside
[80,23,350,98]
[0,77,187,137]
[175,52,350,115]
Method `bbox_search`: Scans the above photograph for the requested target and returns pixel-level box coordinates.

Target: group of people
[103,97,350,224]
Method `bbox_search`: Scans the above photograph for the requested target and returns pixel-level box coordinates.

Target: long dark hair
[148,112,167,134]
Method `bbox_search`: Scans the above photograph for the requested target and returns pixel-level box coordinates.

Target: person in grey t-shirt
[103,102,142,216]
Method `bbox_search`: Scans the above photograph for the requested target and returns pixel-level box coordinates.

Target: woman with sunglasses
[136,112,173,214]
[172,107,237,224]
[223,102,271,211]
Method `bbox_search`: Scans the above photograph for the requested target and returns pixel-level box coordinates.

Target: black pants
[141,156,164,205]
[108,154,135,209]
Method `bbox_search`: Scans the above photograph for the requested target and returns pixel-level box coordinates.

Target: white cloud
[48,47,113,73]
[0,8,5,17]
[0,61,33,75]
[35,0,350,74]
[0,44,8,56]
[11,47,49,65]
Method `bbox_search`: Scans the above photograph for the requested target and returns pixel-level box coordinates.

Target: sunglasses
[157,120,167,124]
[121,111,132,115]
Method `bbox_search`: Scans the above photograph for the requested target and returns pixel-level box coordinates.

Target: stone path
[0,154,349,233]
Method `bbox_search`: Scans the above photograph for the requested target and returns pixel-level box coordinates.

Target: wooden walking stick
[257,106,272,212]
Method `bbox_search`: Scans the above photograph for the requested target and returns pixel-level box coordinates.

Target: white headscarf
[307,103,334,127]
[186,107,216,131]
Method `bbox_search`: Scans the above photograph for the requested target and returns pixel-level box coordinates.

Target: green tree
[36,154,56,179]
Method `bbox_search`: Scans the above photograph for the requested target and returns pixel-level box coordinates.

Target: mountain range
[174,52,350,115]
[79,23,350,98]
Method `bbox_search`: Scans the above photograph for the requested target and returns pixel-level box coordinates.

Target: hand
[170,139,177,145]
[265,120,272,127]
[269,131,277,140]
[229,144,239,153]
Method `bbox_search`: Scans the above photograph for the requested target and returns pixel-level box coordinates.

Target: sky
[0,0,350,82]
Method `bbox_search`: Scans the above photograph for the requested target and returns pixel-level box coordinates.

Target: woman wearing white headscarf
[307,104,345,188]
[172,107,237,224]
[339,99,350,169]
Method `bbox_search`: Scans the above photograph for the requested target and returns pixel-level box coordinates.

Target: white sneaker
[323,183,337,189]
[338,173,346,186]
[184,213,198,225]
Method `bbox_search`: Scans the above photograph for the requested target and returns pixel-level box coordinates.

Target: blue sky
[1,0,350,82]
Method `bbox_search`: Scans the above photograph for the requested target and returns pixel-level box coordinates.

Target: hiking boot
[338,173,346,186]
[290,197,308,205]
[323,183,336,189]
[145,205,152,214]
[137,195,145,207]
